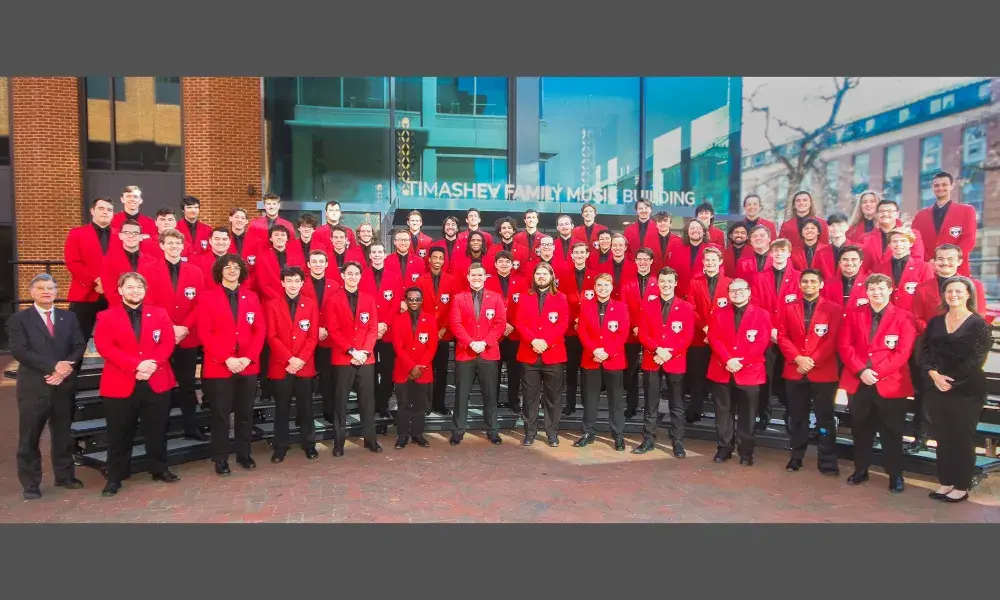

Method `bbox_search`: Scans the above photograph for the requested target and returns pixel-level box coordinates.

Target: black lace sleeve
[966,315,993,374]
[920,315,942,375]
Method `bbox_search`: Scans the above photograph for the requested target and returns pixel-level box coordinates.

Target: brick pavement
[2,365,1000,523]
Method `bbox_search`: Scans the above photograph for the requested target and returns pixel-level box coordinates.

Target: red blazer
[514,290,570,364]
[593,258,638,300]
[556,265,598,335]
[623,220,660,259]
[911,276,988,335]
[483,241,530,276]
[620,273,659,345]
[178,220,214,256]
[750,265,802,327]
[297,235,334,263]
[572,223,609,250]
[406,231,435,260]
[638,296,696,373]
[779,216,829,249]
[248,215,296,247]
[226,231,261,268]
[707,226,726,248]
[359,265,405,342]
[326,246,367,275]
[513,230,546,256]
[323,288,378,366]
[198,286,267,378]
[550,236,578,272]
[315,223,357,250]
[578,298,631,370]
[837,303,916,398]
[706,303,772,385]
[299,274,342,349]
[111,211,158,240]
[484,271,530,342]
[415,271,460,342]
[872,256,934,313]
[384,252,426,286]
[193,252,228,293]
[846,218,882,243]
[740,218,778,240]
[687,274,732,347]
[810,243,841,281]
[138,235,195,261]
[449,289,506,361]
[251,244,307,304]
[94,303,177,398]
[263,295,319,379]
[101,246,158,306]
[910,202,977,276]
[391,310,440,384]
[735,251,771,282]
[457,228,494,249]
[821,270,871,316]
[722,245,748,277]
[64,224,118,302]
[776,297,842,382]
[791,242,830,273]
[860,228,926,271]
[450,251,491,289]
[586,249,614,272]
[143,260,205,349]
[672,243,710,299]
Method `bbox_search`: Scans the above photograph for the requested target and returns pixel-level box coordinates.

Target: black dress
[919,312,992,489]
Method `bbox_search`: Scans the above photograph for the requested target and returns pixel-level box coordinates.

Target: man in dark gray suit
[6,274,87,500]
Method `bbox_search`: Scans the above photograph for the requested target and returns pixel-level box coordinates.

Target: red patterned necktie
[45,310,55,336]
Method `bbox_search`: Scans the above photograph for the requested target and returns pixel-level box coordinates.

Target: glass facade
[0,77,9,167]
[263,77,741,217]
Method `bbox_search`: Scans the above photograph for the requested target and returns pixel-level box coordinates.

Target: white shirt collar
[34,303,54,321]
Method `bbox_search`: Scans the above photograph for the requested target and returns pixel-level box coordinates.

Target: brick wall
[11,77,83,301]
[182,78,263,226]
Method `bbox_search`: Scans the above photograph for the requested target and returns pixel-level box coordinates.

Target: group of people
[7,172,992,505]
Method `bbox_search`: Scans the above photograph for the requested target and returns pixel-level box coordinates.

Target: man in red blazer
[594,234,638,298]
[145,208,194,258]
[198,254,266,476]
[485,217,530,276]
[252,225,307,304]
[619,248,658,418]
[574,273,629,450]
[325,261,380,456]
[484,250,529,413]
[846,190,883,242]
[143,229,207,441]
[909,171,977,276]
[735,224,772,281]
[449,262,506,445]
[450,231,490,288]
[637,267,696,457]
[110,185,158,240]
[404,210,435,260]
[315,200,357,249]
[248,192,296,248]
[93,272,179,496]
[295,213,334,263]
[684,246,730,423]
[300,249,342,423]
[779,191,829,249]
[65,197,116,346]
[514,263,570,447]
[551,214,577,271]
[457,208,495,249]
[226,207,258,263]
[695,202,727,248]
[327,225,365,275]
[750,238,800,431]
[416,248,460,415]
[385,228,426,286]
[101,218,157,307]
[586,230,614,271]
[820,245,869,316]
[837,273,916,494]
[776,269,843,475]
[558,242,597,416]
[195,227,235,293]
[431,216,462,274]
[860,199,926,271]
[623,198,659,259]
[873,228,934,313]
[360,242,405,421]
[706,278,772,465]
[817,213,852,280]
[739,194,778,240]
[525,235,559,273]
[790,217,829,272]
[391,287,439,449]
[513,209,545,256]
[263,266,320,463]
[178,196,214,256]
[673,220,711,299]
[571,202,609,250]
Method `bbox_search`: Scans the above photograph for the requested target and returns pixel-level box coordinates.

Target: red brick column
[182,77,263,226]
[11,77,83,300]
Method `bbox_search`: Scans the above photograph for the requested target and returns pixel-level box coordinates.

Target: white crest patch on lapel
[383,290,393,301]
[485,308,496,320]
[360,312,370,324]
[814,323,828,336]
[648,294,657,301]
[246,312,255,325]
[512,293,520,303]
[298,319,310,331]
[152,329,161,343]
[418,332,429,344]
[181,256,188,262]
[905,282,917,295]
[949,226,963,239]
[857,298,869,306]
[717,297,728,308]
[418,249,427,258]
[608,320,619,332]
[440,293,450,304]
[247,255,256,266]
[671,321,683,333]
[512,260,521,270]
[200,240,208,250]
[884,334,899,349]
[184,287,196,300]
[784,293,797,303]
[411,273,420,282]
[584,290,595,300]
[592,241,600,249]
[548,311,559,324]
[746,329,758,342]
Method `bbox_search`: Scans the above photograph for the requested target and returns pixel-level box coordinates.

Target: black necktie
[125,305,142,341]
[734,305,746,332]
[226,287,239,321]
[499,276,510,298]
[127,250,139,272]
[347,291,359,316]
[312,277,326,306]
[598,301,608,327]
[473,290,482,319]
[287,296,298,320]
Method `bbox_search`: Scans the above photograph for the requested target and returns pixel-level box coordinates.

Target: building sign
[400,181,696,206]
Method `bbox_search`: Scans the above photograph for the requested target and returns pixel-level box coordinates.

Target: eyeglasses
[223,265,241,271]
[121,231,142,236]
[730,288,750,294]
[877,209,897,215]
[935,257,959,263]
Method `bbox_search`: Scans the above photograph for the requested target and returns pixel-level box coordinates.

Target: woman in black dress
[920,276,993,503]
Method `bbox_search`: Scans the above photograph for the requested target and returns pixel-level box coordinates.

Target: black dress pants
[103,381,171,483]
[849,385,909,479]
[643,369,685,442]
[927,390,985,490]
[759,345,787,425]
[497,338,522,409]
[314,347,335,420]
[69,296,107,345]
[684,346,712,419]
[908,336,931,441]
[453,357,499,436]
[272,373,316,454]
[623,343,642,412]
[169,345,200,435]
[786,378,838,469]
[203,374,257,463]
[16,381,76,490]
[564,336,583,410]
[431,340,452,412]
[581,367,624,437]
[396,380,431,438]
[522,361,565,440]
[333,364,376,446]
[713,377,759,458]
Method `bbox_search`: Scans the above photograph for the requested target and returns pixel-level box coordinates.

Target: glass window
[979,83,992,100]
[436,77,507,116]
[929,98,942,114]
[963,124,987,165]
[865,118,875,132]
[961,165,985,229]
[84,76,182,172]
[824,160,840,207]
[851,152,870,195]
[0,77,9,166]
[919,135,943,209]
[883,144,904,203]
[942,94,955,110]
[899,107,911,123]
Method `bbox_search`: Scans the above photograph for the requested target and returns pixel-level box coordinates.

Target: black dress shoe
[412,435,430,448]
[23,488,42,500]
[889,476,905,493]
[215,461,232,476]
[819,466,841,476]
[364,440,384,453]
[449,434,462,446]
[754,420,769,433]
[522,436,535,446]
[488,433,502,445]
[713,449,732,463]
[672,441,686,458]
[378,409,392,419]
[624,409,637,419]
[929,490,950,500]
[943,492,969,503]
[786,458,803,472]
[394,437,407,449]
[904,439,927,454]
[271,452,285,464]
[151,470,180,483]
[547,437,559,447]
[846,471,869,485]
[333,446,345,457]
[376,424,388,436]
[101,482,121,497]
[184,430,209,442]
[615,437,626,451]
[509,404,521,414]
[236,456,256,470]
[573,433,595,447]
[304,447,319,460]
[562,406,576,416]
[739,455,754,466]
[632,439,655,454]
[438,408,451,416]
[425,408,433,416]
[54,478,84,489]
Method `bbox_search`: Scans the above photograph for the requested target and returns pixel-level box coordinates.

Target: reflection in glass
[112,77,182,172]
[883,144,904,203]
[85,77,113,170]
[919,134,942,209]
[0,77,9,167]
[851,152,870,195]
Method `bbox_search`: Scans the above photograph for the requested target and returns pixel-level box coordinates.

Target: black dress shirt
[125,304,143,341]
[93,223,111,255]
[166,260,181,290]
